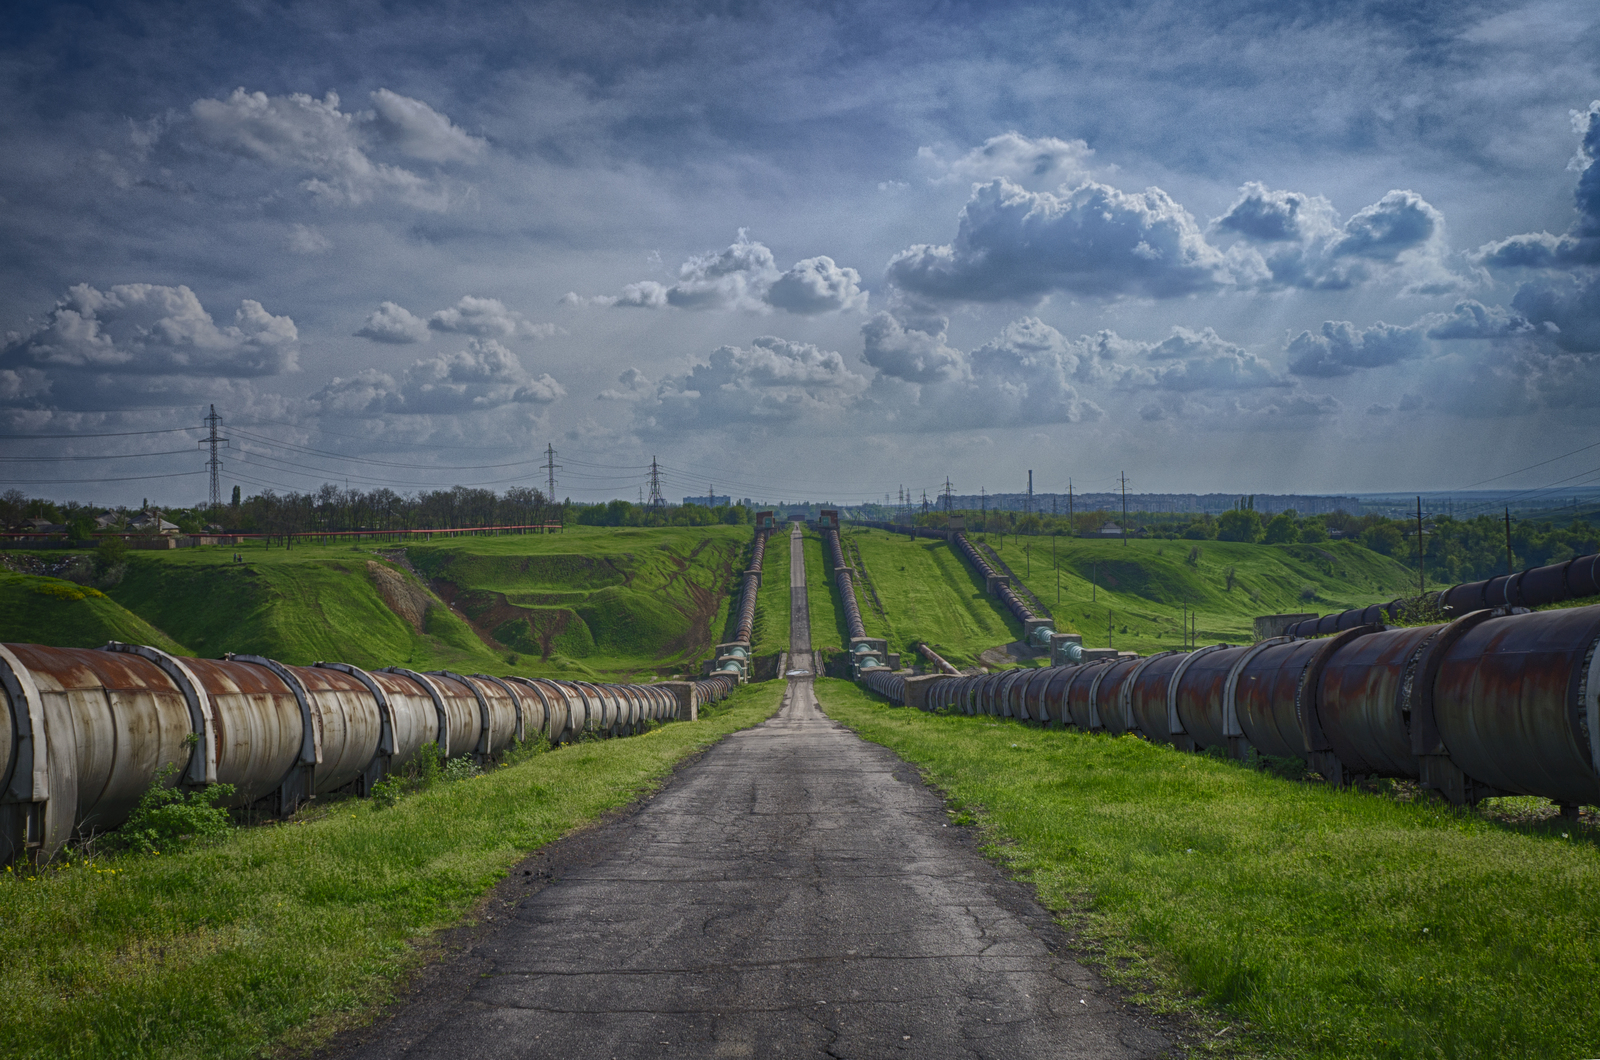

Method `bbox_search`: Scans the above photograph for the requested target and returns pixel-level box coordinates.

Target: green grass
[801,531,845,651]
[844,527,1022,666]
[815,678,1600,1060]
[749,530,791,654]
[0,573,190,654]
[5,526,752,681]
[0,679,785,1060]
[995,535,1419,653]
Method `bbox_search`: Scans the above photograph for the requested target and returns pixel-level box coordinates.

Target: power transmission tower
[921,489,930,516]
[199,405,228,513]
[543,443,561,500]
[941,477,954,512]
[647,457,665,509]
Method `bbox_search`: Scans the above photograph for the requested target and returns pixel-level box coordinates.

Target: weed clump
[105,764,235,855]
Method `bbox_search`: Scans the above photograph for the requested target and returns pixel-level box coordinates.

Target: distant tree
[1263,510,1300,544]
[1360,523,1404,556]
[1216,509,1264,543]
[1299,518,1330,544]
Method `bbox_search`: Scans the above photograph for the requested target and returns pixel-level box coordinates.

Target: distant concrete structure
[755,510,776,530]
[1254,613,1318,640]
[817,508,840,530]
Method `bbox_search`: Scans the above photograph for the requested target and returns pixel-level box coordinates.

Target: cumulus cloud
[1,283,298,378]
[1286,320,1428,376]
[573,234,866,315]
[861,312,966,383]
[598,367,654,401]
[185,87,478,208]
[1511,270,1600,352]
[1478,101,1600,269]
[367,88,486,163]
[428,296,558,339]
[766,257,868,314]
[1136,327,1289,391]
[355,301,431,344]
[926,131,1096,188]
[1424,300,1539,340]
[885,178,1233,302]
[1214,183,1461,292]
[646,337,867,427]
[309,339,564,417]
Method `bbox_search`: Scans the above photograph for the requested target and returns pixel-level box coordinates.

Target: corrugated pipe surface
[733,529,769,643]
[0,641,731,864]
[868,603,1600,810]
[825,528,868,641]
[951,532,1036,624]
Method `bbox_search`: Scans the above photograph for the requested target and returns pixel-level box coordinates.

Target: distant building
[1097,521,1124,536]
[129,511,179,535]
[682,494,731,507]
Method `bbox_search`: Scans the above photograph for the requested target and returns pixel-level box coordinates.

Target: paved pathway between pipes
[331,522,1171,1059]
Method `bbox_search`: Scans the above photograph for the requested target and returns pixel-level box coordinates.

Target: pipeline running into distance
[733,529,770,644]
[0,641,737,865]
[861,602,1600,811]
[824,528,868,642]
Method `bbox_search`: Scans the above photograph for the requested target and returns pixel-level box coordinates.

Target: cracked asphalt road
[333,523,1172,1059]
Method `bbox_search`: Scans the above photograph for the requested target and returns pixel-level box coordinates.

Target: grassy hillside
[839,526,1421,663]
[843,527,1024,667]
[0,573,190,655]
[2,526,754,680]
[747,529,791,654]
[801,531,846,652]
[400,525,748,678]
[106,548,497,673]
[993,535,1421,653]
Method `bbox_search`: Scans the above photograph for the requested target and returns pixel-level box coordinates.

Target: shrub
[1299,584,1318,601]
[1216,509,1264,543]
[1225,566,1237,591]
[105,764,235,855]
[444,756,483,781]
[1186,545,1202,566]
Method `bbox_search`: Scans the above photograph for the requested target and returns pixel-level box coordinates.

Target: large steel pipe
[0,641,707,864]
[1431,606,1600,805]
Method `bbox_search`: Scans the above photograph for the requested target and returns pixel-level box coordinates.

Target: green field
[843,527,1030,666]
[0,680,786,1060]
[801,530,846,651]
[747,529,791,654]
[841,527,1420,661]
[817,678,1600,1060]
[1,525,759,679]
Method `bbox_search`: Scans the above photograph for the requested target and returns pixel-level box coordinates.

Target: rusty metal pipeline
[0,641,704,865]
[824,528,868,642]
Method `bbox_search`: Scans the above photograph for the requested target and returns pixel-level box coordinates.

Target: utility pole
[1416,496,1425,597]
[1505,506,1514,576]
[544,443,560,502]
[1091,562,1096,602]
[1027,470,1033,516]
[647,457,665,509]
[200,404,228,514]
[981,487,987,525]
[1182,601,1187,648]
[1054,534,1059,605]
[1108,610,1113,649]
[1068,479,1074,536]
[1121,472,1129,545]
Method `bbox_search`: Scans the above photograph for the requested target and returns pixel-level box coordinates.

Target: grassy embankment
[0,679,786,1060]
[0,572,190,654]
[843,526,1022,667]
[0,525,753,680]
[994,535,1421,654]
[747,528,791,654]
[816,678,1600,1060]
[801,530,844,651]
[843,527,1420,661]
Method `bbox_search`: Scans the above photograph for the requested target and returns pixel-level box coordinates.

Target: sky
[2,0,1599,508]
